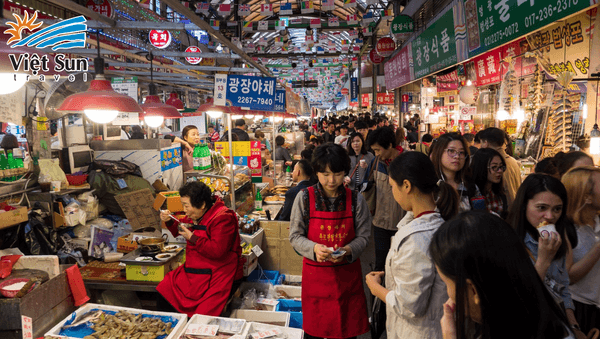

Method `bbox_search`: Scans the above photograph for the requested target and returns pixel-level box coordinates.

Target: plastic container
[230,310,290,327]
[66,174,89,186]
[245,321,304,339]
[275,299,303,329]
[247,269,281,285]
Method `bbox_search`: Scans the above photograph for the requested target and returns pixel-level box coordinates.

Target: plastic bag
[78,192,99,221]
[38,159,68,189]
[64,201,87,227]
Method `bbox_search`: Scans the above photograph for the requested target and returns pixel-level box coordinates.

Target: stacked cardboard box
[259,221,303,275]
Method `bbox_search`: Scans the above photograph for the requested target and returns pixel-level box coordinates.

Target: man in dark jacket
[278,160,314,221]
[231,119,250,141]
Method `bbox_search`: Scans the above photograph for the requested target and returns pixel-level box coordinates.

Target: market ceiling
[2,0,396,107]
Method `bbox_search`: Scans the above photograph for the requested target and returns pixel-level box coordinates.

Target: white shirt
[384,211,447,339]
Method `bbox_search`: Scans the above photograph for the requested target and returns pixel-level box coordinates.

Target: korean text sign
[411,8,456,79]
[384,45,413,90]
[226,75,277,111]
[274,89,286,112]
[464,0,594,58]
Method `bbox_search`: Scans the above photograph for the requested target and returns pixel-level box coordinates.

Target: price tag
[256,298,279,306]
[251,245,263,257]
[251,328,283,339]
[21,315,32,339]
[186,324,220,336]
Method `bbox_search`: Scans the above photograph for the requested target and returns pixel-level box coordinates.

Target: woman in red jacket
[157,181,244,317]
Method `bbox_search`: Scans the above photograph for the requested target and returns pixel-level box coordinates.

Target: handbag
[370,278,386,339]
[362,157,379,215]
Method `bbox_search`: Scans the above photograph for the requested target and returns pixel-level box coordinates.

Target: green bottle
[7,152,15,182]
[0,153,7,182]
[286,166,291,178]
[255,189,263,211]
[200,144,210,170]
[193,144,201,170]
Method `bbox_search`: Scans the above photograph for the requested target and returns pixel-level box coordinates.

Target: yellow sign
[36,116,48,131]
[215,141,251,157]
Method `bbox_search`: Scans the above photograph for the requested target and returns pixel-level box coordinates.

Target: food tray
[181,314,248,337]
[120,247,184,266]
[274,285,302,299]
[44,303,187,339]
[245,321,304,339]
[230,310,290,327]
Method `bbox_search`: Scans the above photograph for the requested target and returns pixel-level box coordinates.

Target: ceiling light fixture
[58,30,143,123]
[140,52,182,128]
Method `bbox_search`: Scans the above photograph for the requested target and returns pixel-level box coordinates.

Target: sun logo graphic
[5,13,87,51]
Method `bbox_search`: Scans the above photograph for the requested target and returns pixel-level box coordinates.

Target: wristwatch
[572,324,581,331]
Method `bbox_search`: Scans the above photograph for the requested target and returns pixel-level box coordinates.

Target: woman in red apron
[157,181,244,317]
[289,143,371,339]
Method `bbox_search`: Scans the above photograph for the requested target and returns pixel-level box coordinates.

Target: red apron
[157,203,239,317]
[302,186,369,338]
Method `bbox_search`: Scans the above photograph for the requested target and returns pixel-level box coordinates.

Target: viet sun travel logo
[4,12,89,82]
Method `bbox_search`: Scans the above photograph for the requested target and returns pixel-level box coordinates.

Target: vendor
[157,181,244,317]
[274,135,292,166]
[279,160,314,221]
[164,125,197,172]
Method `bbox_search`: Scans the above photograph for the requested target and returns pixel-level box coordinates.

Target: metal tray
[120,247,184,266]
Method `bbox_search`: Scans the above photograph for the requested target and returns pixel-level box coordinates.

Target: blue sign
[350,77,358,101]
[226,75,277,111]
[274,89,286,112]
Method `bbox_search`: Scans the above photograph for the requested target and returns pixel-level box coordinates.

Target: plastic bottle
[255,189,263,211]
[6,151,15,182]
[201,144,212,170]
[193,144,202,170]
[0,152,7,182]
[286,166,291,178]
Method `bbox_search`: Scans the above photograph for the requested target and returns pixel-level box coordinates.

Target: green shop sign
[391,15,414,40]
[411,8,457,79]
[464,0,595,58]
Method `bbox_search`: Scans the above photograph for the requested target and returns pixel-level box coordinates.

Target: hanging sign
[375,37,395,58]
[391,15,413,40]
[149,30,171,49]
[464,0,594,58]
[361,93,371,108]
[341,88,349,95]
[226,75,277,111]
[274,89,286,112]
[472,49,502,86]
[370,49,383,64]
[214,74,227,106]
[86,0,113,18]
[111,77,138,101]
[411,8,456,79]
[185,46,202,64]
[376,93,394,105]
[350,77,358,101]
[384,44,413,90]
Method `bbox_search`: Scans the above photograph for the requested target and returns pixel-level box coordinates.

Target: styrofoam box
[240,227,264,249]
[230,309,290,327]
[44,303,187,339]
[282,274,302,285]
[13,255,60,279]
[183,314,247,337]
[245,321,304,339]
[274,285,302,299]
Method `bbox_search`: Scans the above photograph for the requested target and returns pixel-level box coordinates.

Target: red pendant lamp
[58,30,142,123]
[165,92,185,110]
[140,53,181,128]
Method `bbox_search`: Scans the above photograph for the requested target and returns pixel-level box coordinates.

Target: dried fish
[72,310,173,339]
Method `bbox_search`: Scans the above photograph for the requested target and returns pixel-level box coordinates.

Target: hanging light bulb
[165,92,184,110]
[206,110,223,118]
[231,114,244,119]
[0,74,28,95]
[583,104,588,119]
[58,30,142,123]
[496,109,510,121]
[591,124,600,155]
[140,54,181,129]
[466,79,473,86]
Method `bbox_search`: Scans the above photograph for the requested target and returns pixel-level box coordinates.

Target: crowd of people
[281,112,600,339]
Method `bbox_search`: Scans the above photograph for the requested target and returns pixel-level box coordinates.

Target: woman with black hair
[506,174,583,335]
[289,143,371,339]
[554,151,594,178]
[365,151,458,339]
[430,211,575,339]
[429,132,473,212]
[469,148,508,218]
[345,132,374,192]
[274,135,292,165]
[158,181,244,317]
[163,125,197,172]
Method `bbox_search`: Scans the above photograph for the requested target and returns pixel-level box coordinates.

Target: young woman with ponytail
[365,151,458,339]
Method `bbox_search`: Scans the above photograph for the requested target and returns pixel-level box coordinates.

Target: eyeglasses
[444,148,467,158]
[488,165,507,172]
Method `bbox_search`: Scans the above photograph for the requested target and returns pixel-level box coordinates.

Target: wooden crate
[0,269,76,339]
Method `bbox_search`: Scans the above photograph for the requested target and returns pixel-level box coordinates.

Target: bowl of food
[0,278,34,298]
[155,253,174,261]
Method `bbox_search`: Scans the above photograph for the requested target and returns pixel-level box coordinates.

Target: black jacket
[278,180,312,221]
[231,128,250,141]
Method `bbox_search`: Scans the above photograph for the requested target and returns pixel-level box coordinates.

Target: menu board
[215,141,262,177]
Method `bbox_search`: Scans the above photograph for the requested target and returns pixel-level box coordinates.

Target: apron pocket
[178,267,212,300]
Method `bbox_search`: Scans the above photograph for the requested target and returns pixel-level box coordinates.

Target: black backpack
[89,159,143,178]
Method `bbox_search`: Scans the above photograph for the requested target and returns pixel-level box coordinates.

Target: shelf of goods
[185,166,254,217]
